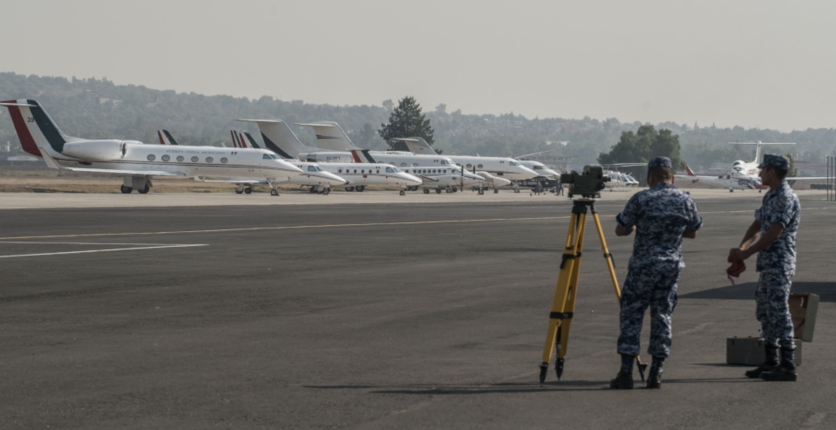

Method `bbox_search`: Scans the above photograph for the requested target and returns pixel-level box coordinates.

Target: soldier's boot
[609,354,634,389]
[745,344,779,378]
[646,356,664,389]
[761,347,797,382]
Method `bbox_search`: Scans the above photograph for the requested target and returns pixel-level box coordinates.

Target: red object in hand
[726,256,746,285]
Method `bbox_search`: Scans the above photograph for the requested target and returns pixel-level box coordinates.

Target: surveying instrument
[539,165,647,384]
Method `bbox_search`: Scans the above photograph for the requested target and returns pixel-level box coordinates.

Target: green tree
[378,96,435,151]
[598,125,681,169]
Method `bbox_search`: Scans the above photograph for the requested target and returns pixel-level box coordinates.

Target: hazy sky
[4,1,835,131]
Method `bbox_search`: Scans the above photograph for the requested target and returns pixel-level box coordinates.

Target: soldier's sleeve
[616,194,640,230]
[686,198,703,232]
[766,193,794,228]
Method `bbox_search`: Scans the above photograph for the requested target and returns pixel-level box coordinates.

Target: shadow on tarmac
[680,282,836,302]
[306,381,610,394]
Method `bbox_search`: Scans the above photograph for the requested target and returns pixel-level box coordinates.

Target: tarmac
[1,187,835,429]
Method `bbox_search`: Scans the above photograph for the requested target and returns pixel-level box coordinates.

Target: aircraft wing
[416,175,439,182]
[786,176,829,181]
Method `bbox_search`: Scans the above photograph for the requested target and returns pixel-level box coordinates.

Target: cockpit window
[263,154,272,160]
[307,166,318,172]
[385,167,395,173]
[509,161,519,166]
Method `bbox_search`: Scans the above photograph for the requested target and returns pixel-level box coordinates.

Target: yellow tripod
[539,198,646,383]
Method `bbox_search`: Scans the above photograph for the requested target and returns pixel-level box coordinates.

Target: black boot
[646,356,664,389]
[610,354,634,389]
[745,344,779,378]
[761,346,797,382]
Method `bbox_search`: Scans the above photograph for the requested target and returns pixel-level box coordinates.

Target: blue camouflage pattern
[756,271,795,349]
[617,267,680,357]
[615,183,702,358]
[758,153,790,170]
[648,156,673,170]
[755,181,800,275]
[616,184,703,271]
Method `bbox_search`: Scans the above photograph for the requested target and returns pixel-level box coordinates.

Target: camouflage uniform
[615,170,702,358]
[754,178,800,349]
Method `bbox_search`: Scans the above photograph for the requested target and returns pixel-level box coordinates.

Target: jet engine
[62,140,128,161]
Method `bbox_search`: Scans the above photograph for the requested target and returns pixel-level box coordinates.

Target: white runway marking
[0,243,208,259]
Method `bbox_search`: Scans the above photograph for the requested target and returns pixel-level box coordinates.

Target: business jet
[348,150,485,193]
[236,120,422,195]
[155,129,347,195]
[398,136,555,180]
[1,99,302,195]
[296,123,539,184]
[677,163,765,192]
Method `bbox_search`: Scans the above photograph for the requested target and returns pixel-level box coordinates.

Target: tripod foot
[636,358,648,383]
[539,363,549,384]
[556,358,565,380]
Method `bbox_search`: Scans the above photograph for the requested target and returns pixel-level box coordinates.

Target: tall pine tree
[378,96,435,151]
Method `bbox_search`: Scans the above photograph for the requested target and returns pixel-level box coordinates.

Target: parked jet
[297,125,539,184]
[349,150,485,193]
[677,163,765,192]
[237,119,422,195]
[1,99,302,194]
[398,137,556,180]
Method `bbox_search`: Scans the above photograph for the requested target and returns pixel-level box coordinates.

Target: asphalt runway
[1,194,835,429]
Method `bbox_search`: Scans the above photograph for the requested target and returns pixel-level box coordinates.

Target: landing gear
[122,176,152,194]
[399,190,405,196]
[408,186,419,191]
[494,188,499,194]
[244,187,253,194]
[423,188,430,194]
[355,185,365,192]
[120,185,132,194]
[729,188,734,193]
[138,183,150,194]
[310,187,318,193]
[270,189,279,196]
[235,188,244,194]
[345,186,355,192]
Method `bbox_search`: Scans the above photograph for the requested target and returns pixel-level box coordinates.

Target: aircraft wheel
[244,187,252,194]
[120,185,132,194]
[399,190,405,196]
[356,185,365,192]
[270,189,279,196]
[138,184,150,194]
[423,188,430,194]
[235,189,244,194]
[729,189,734,193]
[411,186,419,191]
[514,188,520,194]
[310,187,318,193]
[452,187,458,192]
[324,188,331,195]
[345,186,354,192]
[494,188,499,194]
[436,188,442,194]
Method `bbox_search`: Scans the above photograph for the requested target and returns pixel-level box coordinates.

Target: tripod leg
[540,212,583,383]
[591,210,648,381]
[555,211,587,380]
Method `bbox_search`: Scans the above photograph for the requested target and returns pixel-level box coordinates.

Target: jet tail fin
[350,149,376,164]
[295,121,359,151]
[157,130,179,145]
[237,119,310,159]
[394,137,437,155]
[683,162,696,176]
[1,99,79,156]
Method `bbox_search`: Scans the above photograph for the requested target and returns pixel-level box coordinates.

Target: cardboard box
[726,337,802,366]
[790,293,819,342]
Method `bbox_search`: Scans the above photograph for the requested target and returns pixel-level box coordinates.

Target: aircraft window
[361,170,365,174]
[206,157,214,163]
[162,155,170,162]
[412,163,419,167]
[308,166,317,172]
[220,157,228,163]
[466,164,472,169]
[509,161,518,166]
[401,162,407,167]
[534,166,543,170]
[386,167,394,173]
[338,169,343,173]
[441,160,449,165]
[354,169,357,173]
[177,155,184,162]
[147,154,156,161]
[477,164,483,168]
[191,156,199,162]
[263,154,271,160]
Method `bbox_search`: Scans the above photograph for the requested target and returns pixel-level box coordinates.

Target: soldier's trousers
[617,266,680,358]
[756,271,795,348]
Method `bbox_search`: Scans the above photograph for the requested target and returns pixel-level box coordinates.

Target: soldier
[729,154,800,382]
[610,157,702,389]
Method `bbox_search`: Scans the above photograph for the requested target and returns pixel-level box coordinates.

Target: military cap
[647,156,673,170]
[758,154,789,170]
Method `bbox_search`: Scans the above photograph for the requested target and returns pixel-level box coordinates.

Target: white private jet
[397,136,556,180]
[156,129,347,195]
[1,99,302,195]
[237,120,423,195]
[677,162,766,192]
[348,150,486,194]
[297,122,540,184]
